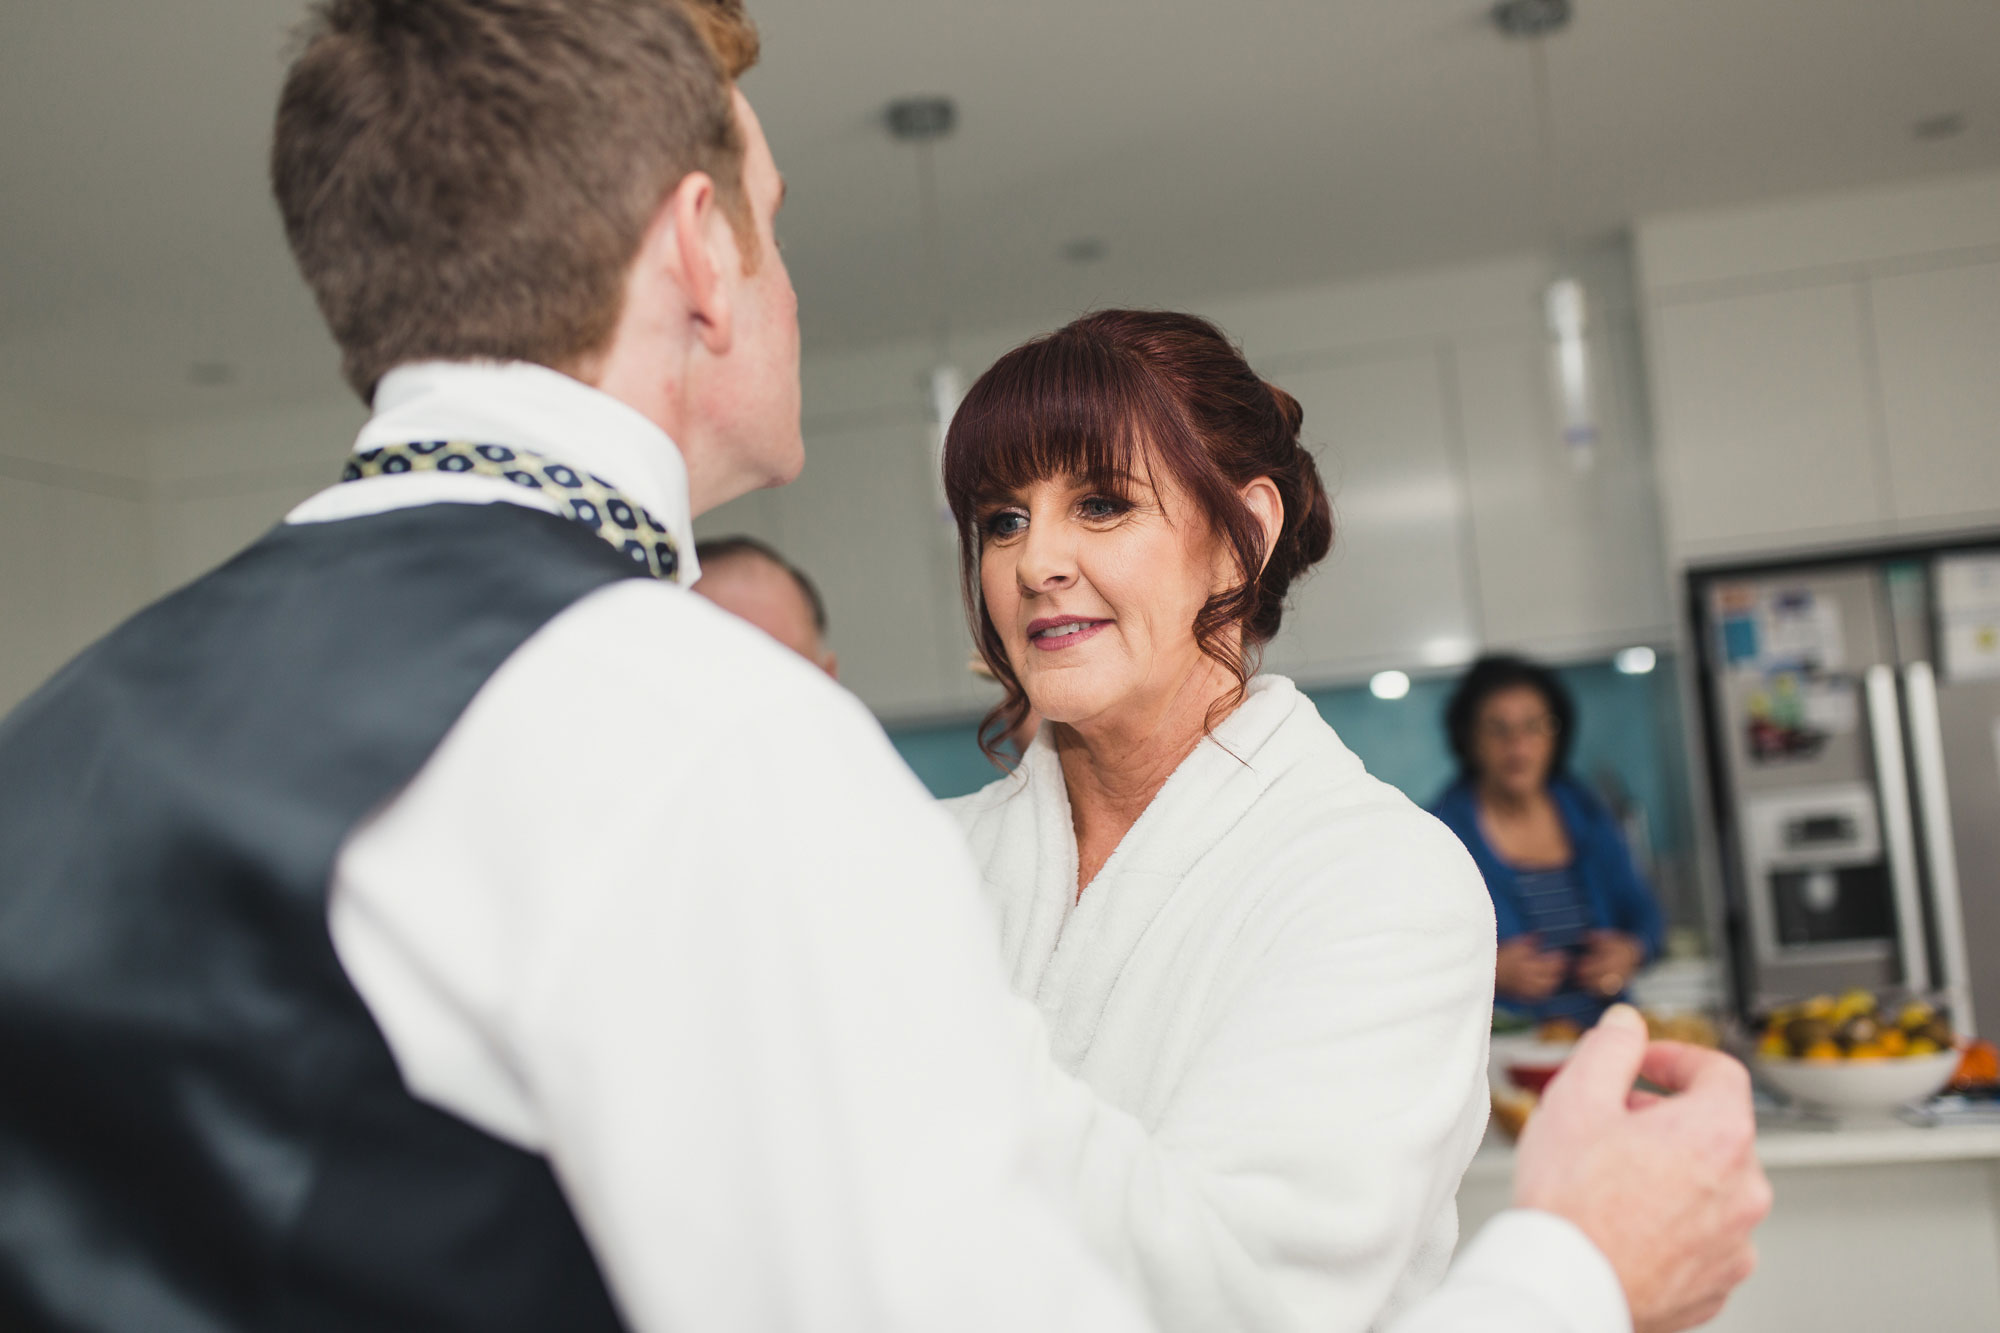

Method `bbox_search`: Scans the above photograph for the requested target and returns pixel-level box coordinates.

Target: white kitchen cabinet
[695,418,969,721]
[1869,260,2000,529]
[1268,350,1478,679]
[1453,323,1671,654]
[1648,282,1888,556]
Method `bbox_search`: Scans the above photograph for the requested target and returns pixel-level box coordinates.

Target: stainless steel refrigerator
[1690,540,2000,1032]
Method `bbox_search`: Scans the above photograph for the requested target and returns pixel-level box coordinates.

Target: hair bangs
[942,330,1182,522]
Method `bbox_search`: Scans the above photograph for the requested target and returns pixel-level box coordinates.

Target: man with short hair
[695,534,838,676]
[0,3,1765,1332]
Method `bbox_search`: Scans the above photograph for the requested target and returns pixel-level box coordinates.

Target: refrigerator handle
[1902,662,1978,1035]
[1863,665,1931,993]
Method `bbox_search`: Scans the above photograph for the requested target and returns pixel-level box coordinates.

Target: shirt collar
[356,359,701,583]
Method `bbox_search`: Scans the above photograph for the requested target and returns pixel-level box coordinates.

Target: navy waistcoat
[0,502,646,1331]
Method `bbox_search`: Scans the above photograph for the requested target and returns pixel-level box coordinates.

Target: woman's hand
[1576,930,1645,998]
[1495,934,1566,1002]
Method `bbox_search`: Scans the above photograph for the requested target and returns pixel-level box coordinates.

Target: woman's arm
[1011,821,1497,1333]
[1594,808,1666,962]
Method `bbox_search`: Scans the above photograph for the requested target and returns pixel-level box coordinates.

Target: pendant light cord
[1528,36,1565,265]
[912,139,951,365]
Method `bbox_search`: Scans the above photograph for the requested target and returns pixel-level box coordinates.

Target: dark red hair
[942,310,1334,764]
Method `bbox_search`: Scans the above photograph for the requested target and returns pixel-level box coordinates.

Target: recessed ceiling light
[1913,112,1967,142]
[188,361,234,387]
[1061,237,1107,265]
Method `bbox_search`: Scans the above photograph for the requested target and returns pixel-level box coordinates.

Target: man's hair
[272,0,761,402]
[696,536,829,635]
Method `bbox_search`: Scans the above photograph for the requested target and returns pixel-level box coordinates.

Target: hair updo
[941,309,1335,763]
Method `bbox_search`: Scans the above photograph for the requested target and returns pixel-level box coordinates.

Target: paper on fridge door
[1938,553,2000,683]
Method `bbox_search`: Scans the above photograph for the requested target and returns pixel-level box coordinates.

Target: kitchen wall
[701,241,1675,724]
[141,395,367,597]
[0,394,151,714]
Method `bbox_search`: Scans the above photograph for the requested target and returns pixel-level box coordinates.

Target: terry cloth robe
[946,676,1496,1333]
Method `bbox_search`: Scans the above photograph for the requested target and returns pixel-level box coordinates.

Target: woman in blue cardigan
[1430,655,1664,1028]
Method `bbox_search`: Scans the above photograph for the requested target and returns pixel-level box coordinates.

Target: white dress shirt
[303,360,1627,1333]
[306,361,1145,1332]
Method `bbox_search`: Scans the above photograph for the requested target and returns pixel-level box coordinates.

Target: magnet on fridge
[1722,615,1760,665]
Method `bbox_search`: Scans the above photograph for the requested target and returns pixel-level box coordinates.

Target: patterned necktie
[341,440,680,581]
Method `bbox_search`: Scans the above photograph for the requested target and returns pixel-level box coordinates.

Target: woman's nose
[1015,522,1077,591]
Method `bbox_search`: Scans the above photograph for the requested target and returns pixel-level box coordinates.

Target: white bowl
[1752,1050,1960,1112]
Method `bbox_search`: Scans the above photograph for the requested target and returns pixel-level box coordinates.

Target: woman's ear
[1240,477,1284,576]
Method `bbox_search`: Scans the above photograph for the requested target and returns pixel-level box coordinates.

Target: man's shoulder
[530,578,866,730]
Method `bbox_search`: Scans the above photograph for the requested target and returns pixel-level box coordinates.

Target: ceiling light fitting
[885,96,964,520]
[1494,0,1598,469]
[1062,236,1108,265]
[1913,112,1967,142]
[1491,0,1572,39]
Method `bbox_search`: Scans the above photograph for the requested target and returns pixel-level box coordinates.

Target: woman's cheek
[981,557,1015,638]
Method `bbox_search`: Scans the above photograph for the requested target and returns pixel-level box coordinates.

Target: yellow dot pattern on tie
[342,441,680,581]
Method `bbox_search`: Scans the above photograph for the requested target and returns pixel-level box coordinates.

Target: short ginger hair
[272,0,761,402]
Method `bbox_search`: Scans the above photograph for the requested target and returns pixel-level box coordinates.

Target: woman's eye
[985,511,1028,540]
[1080,495,1127,520]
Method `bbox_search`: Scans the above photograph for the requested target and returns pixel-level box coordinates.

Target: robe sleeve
[1009,813,1507,1333]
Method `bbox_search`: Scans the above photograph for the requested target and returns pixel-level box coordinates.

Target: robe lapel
[1032,678,1312,1064]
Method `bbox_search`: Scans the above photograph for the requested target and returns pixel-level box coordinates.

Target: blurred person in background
[695,534,838,676]
[1431,655,1665,1029]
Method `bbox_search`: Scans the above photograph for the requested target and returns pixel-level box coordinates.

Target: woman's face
[978,468,1227,732]
[1472,684,1561,800]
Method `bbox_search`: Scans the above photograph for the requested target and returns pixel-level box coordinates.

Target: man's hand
[1574,930,1645,998]
[1513,1005,1771,1333]
[1495,935,1566,1002]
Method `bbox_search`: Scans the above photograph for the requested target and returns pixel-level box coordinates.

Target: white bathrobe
[946,675,1496,1333]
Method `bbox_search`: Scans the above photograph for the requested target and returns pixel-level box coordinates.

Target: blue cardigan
[1429,776,1664,963]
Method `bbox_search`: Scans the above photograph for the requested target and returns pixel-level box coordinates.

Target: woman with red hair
[942,311,1495,1333]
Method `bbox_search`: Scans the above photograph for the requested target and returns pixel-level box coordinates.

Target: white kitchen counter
[1456,1115,2000,1332]
[1461,1112,2000,1184]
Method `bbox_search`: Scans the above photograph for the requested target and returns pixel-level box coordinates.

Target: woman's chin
[1021,685,1111,731]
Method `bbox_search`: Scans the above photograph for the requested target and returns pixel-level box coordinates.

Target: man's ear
[651,170,735,356]
[1241,477,1284,576]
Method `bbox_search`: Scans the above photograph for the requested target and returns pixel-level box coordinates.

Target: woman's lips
[1026,618,1110,652]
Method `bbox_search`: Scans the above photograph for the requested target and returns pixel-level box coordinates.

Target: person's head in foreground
[942,309,1332,761]
[274,0,797,517]
[694,535,837,676]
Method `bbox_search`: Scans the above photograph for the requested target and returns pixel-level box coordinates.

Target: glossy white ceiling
[2,0,1996,423]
